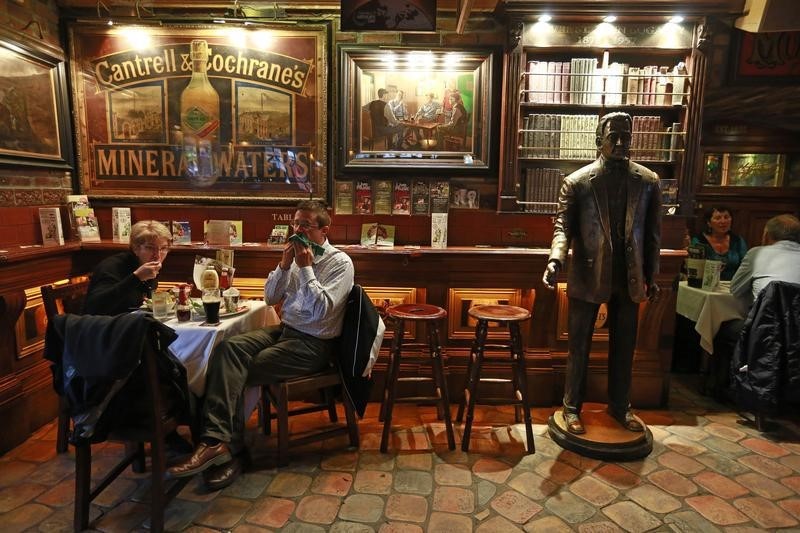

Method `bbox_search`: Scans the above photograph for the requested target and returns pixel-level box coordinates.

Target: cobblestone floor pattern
[3,375,800,532]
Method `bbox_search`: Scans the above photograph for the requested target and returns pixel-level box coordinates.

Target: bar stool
[456,304,534,453]
[380,303,456,453]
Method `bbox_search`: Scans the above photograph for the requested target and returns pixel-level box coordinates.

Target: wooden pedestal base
[548,405,652,461]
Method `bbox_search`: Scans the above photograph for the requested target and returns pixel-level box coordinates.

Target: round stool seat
[387,303,447,321]
[468,304,530,322]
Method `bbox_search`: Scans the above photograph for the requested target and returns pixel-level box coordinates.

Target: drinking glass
[152,291,170,319]
[202,289,222,324]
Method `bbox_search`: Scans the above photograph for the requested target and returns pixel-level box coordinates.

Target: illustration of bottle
[181,40,220,186]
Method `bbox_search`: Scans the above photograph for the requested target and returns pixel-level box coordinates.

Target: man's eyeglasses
[292,220,319,230]
[141,244,170,255]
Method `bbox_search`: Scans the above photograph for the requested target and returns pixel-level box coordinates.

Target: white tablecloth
[676,281,747,354]
[163,300,279,396]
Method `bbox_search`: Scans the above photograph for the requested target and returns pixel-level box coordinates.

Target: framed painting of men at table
[0,36,72,169]
[67,24,328,202]
[338,46,500,172]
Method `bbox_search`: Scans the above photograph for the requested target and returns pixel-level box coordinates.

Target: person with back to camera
[168,200,354,489]
[691,205,748,281]
[363,88,405,150]
[542,111,661,435]
[84,220,172,315]
[711,214,800,385]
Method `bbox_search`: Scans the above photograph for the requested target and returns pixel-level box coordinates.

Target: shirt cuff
[297,265,315,284]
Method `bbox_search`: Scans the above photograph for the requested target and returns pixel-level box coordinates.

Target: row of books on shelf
[521,168,564,214]
[335,179,458,216]
[524,59,688,106]
[520,114,598,159]
[632,116,682,162]
[519,113,682,162]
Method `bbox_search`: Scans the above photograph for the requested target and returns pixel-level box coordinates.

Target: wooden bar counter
[0,242,685,453]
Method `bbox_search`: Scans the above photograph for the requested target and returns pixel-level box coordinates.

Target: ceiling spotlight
[603,15,617,23]
[670,16,684,23]
[538,14,552,23]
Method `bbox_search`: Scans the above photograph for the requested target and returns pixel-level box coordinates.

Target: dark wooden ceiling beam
[456,0,477,34]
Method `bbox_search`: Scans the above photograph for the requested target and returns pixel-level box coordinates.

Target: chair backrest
[41,278,90,320]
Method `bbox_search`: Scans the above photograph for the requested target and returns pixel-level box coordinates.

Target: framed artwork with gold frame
[338,45,499,172]
[447,288,523,340]
[363,287,419,340]
[0,33,72,169]
[555,283,610,342]
[68,23,328,202]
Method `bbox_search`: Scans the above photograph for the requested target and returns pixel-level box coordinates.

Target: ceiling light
[670,16,684,23]
[603,15,617,23]
[538,14,552,23]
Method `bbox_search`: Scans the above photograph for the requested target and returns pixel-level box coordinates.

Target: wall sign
[732,30,800,82]
[68,24,328,202]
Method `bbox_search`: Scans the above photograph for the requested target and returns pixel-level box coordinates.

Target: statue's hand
[542,260,559,290]
[647,281,661,303]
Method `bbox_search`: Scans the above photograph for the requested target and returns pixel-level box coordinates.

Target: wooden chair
[56,315,191,532]
[261,366,359,466]
[362,109,390,151]
[40,278,90,453]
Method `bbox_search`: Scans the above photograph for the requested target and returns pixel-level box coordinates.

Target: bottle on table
[201,264,219,290]
[220,267,230,291]
[176,283,192,322]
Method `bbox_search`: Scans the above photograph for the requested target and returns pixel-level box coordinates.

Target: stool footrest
[471,397,524,406]
[286,426,354,449]
[481,344,513,350]
[473,356,520,364]
[397,343,431,350]
[395,396,443,404]
[478,377,514,384]
[397,376,434,383]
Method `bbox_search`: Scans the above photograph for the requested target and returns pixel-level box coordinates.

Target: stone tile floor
[3,374,800,532]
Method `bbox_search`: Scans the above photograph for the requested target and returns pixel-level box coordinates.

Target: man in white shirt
[169,200,354,489]
[730,214,800,308]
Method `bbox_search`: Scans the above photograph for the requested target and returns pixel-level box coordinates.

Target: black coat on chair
[732,280,800,416]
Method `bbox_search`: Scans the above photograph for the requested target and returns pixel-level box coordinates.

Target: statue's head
[596,111,632,162]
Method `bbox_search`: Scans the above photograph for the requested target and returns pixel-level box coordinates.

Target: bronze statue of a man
[542,111,661,435]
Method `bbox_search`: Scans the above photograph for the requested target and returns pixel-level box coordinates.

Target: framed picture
[68,23,328,202]
[703,153,785,187]
[730,30,800,84]
[447,288,523,340]
[338,46,500,172]
[340,0,436,31]
[0,36,72,169]
[363,287,419,340]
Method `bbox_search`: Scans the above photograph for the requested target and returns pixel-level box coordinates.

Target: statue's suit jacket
[548,158,662,304]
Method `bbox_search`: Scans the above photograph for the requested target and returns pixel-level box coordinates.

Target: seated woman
[436,91,468,146]
[84,220,172,315]
[691,205,748,281]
